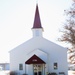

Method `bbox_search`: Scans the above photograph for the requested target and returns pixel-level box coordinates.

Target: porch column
[25,64,26,74]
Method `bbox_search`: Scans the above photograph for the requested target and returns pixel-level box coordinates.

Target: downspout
[47,54,49,74]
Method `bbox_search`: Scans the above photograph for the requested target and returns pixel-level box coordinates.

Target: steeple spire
[32,4,42,28]
[32,4,43,37]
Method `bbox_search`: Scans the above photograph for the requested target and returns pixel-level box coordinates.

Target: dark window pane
[19,64,23,70]
[54,63,57,69]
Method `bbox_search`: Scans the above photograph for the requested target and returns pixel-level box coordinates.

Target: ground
[0,70,75,75]
[68,70,75,75]
[0,71,10,75]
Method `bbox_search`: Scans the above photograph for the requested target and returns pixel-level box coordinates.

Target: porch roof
[25,54,46,64]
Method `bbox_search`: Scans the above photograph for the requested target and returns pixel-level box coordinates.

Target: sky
[0,0,73,63]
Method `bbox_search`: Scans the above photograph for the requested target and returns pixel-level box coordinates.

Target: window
[19,64,23,70]
[54,63,58,69]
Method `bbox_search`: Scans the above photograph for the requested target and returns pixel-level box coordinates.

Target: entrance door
[33,64,43,75]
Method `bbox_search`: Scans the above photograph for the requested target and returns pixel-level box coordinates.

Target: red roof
[32,5,42,28]
[25,54,45,64]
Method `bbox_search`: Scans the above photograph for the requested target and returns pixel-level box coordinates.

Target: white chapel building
[10,4,68,75]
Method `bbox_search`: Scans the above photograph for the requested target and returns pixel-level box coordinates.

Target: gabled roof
[32,4,42,28]
[25,54,45,64]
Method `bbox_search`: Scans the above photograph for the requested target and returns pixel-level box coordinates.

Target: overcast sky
[0,0,72,63]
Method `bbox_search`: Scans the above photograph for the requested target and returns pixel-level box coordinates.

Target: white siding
[10,37,68,75]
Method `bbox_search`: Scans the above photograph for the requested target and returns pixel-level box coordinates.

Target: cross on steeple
[36,0,38,4]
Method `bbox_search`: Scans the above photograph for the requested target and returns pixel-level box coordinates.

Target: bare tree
[59,2,75,67]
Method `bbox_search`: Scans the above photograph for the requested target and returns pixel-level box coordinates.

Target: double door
[33,64,43,75]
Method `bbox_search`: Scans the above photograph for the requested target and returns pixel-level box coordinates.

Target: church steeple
[32,4,43,37]
[32,4,42,28]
